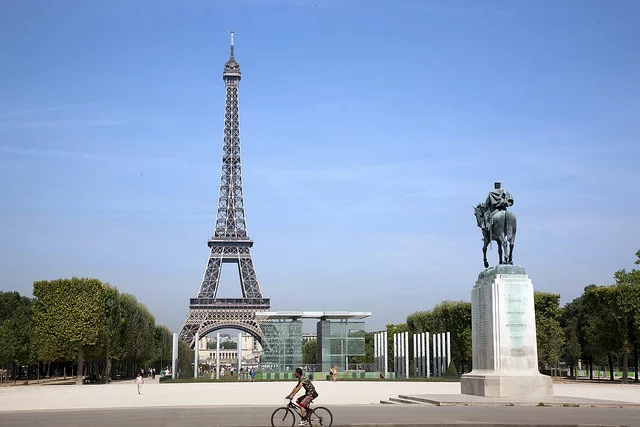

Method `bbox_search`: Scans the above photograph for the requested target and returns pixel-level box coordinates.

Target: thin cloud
[0,119,119,129]
[0,145,196,169]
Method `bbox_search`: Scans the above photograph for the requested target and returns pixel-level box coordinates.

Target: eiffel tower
[179,31,270,347]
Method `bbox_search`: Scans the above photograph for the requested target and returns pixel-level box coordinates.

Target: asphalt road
[1,405,639,427]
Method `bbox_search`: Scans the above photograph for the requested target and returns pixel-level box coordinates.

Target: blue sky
[1,0,639,333]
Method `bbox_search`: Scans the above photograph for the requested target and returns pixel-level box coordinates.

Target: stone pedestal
[461,265,553,398]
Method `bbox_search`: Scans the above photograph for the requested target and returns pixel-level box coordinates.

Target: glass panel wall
[260,320,303,371]
[317,320,365,371]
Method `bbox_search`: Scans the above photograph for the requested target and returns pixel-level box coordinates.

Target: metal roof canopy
[254,311,372,320]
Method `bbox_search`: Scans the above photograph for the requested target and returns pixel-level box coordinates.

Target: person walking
[135,372,145,394]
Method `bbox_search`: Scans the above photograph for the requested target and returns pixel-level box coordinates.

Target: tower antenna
[230,30,235,59]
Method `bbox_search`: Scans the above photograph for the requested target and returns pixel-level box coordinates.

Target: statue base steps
[461,371,552,398]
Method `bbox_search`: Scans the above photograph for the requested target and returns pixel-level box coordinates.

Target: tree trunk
[589,358,593,380]
[608,353,614,382]
[76,345,84,385]
[622,347,629,384]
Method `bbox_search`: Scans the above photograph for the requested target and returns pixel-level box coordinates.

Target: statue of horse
[474,204,517,268]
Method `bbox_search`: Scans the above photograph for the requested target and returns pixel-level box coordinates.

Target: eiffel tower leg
[198,248,223,298]
[180,249,223,346]
[179,311,201,347]
[237,248,262,299]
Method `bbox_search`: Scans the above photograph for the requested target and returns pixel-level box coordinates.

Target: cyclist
[286,367,318,425]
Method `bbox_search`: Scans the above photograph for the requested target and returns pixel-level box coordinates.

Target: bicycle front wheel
[270,407,295,427]
[308,406,333,426]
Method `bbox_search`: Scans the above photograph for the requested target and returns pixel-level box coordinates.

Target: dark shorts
[296,395,314,408]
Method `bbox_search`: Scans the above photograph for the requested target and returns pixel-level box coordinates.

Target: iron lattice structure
[180,32,270,347]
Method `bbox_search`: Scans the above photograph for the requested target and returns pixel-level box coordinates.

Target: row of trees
[339,250,639,381]
[0,277,194,384]
[561,255,640,383]
[401,250,640,381]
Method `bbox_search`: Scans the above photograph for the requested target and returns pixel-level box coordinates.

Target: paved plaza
[1,379,640,411]
[1,379,640,426]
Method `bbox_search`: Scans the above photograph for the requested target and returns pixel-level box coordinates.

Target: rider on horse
[480,181,514,233]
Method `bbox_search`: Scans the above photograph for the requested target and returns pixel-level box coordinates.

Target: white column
[237,332,242,379]
[372,333,375,372]
[413,334,420,377]
[172,333,178,379]
[216,332,221,380]
[383,331,388,378]
[378,332,383,373]
[402,332,406,378]
[399,332,404,378]
[438,332,444,377]
[425,332,430,378]
[398,333,403,378]
[437,333,441,375]
[399,332,403,378]
[446,331,451,372]
[433,333,437,377]
[443,333,447,375]
[420,333,425,376]
[393,333,397,377]
[373,333,377,372]
[416,333,420,376]
[404,332,409,378]
[194,332,199,379]
[441,332,445,375]
[438,332,443,375]
[423,333,427,376]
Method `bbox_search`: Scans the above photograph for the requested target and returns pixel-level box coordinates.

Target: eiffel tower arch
[180,31,270,348]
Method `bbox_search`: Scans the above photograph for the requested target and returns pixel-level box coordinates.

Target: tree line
[336,250,640,382]
[0,277,194,384]
[403,250,640,382]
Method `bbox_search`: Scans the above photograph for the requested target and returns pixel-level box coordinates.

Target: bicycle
[270,398,333,426]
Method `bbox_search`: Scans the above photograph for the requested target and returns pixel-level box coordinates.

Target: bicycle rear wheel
[271,407,295,427]
[308,406,333,426]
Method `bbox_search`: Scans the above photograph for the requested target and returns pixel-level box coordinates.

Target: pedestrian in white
[135,372,144,394]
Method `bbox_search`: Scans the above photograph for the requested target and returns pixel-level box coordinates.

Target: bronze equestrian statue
[474,182,517,268]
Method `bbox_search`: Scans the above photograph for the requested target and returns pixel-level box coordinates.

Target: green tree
[612,257,640,384]
[350,332,373,364]
[407,300,472,374]
[152,325,173,372]
[534,292,565,373]
[221,340,237,350]
[302,339,317,364]
[177,339,194,378]
[33,278,107,384]
[117,293,156,375]
[560,295,589,378]
[0,292,34,382]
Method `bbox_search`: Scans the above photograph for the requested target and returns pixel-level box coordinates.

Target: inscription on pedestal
[504,283,527,358]
[473,302,489,348]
